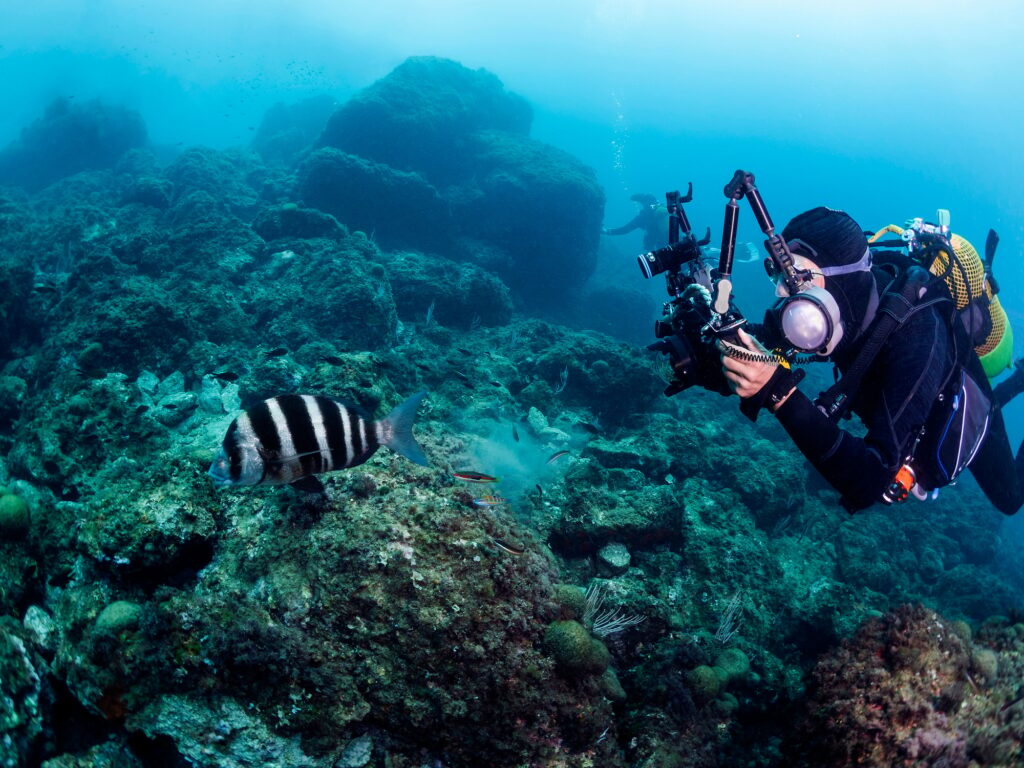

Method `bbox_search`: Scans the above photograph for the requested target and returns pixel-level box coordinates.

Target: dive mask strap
[817,247,873,277]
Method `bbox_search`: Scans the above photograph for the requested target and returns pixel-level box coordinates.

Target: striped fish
[208,391,428,490]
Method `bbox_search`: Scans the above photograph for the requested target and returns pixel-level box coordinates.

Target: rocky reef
[0,56,1022,768]
[0,98,147,192]
[302,56,604,310]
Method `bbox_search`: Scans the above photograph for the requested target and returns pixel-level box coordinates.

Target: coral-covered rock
[685,664,721,705]
[312,58,603,310]
[378,249,513,328]
[501,320,663,425]
[163,147,262,218]
[454,129,603,306]
[786,604,1021,767]
[0,489,30,538]
[319,56,531,185]
[297,148,452,251]
[53,275,196,371]
[40,738,144,768]
[0,618,50,767]
[122,176,173,209]
[53,481,619,766]
[0,253,36,352]
[0,98,147,191]
[548,465,683,556]
[251,203,345,243]
[243,237,399,352]
[253,95,337,169]
[543,619,611,677]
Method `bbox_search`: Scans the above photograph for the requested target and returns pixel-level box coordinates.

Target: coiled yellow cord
[719,343,817,366]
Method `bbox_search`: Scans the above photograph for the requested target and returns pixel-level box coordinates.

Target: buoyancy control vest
[817,214,998,505]
[869,216,1013,379]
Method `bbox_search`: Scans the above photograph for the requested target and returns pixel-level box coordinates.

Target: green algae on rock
[0,490,30,539]
[543,619,611,677]
[94,601,142,636]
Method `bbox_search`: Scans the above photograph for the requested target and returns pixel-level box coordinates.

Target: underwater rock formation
[163,147,263,218]
[378,250,514,328]
[454,129,603,305]
[0,618,50,767]
[0,98,147,191]
[310,56,604,310]
[297,148,453,251]
[787,604,1024,766]
[319,56,531,185]
[252,94,338,169]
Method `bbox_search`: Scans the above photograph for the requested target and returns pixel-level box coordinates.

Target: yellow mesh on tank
[978,294,1008,356]
[927,234,986,311]
[924,233,1013,373]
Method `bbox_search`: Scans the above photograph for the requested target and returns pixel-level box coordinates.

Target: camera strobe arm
[697,174,745,334]
[667,184,690,245]
[722,170,808,297]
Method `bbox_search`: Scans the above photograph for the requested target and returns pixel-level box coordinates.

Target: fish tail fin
[381,391,429,466]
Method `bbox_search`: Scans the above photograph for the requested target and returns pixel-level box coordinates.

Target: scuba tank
[869,211,1013,380]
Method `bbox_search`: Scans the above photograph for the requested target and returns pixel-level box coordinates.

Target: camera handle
[667,184,689,245]
[695,172,753,339]
[660,185,712,297]
[666,183,711,250]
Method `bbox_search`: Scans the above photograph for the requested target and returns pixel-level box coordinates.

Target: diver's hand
[719,328,779,399]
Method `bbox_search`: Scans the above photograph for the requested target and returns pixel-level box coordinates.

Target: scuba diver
[716,206,1024,515]
[603,193,670,252]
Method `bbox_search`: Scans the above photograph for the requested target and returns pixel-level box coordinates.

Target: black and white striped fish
[208,391,428,491]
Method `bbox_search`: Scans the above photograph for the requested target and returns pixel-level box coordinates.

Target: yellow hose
[869,224,904,243]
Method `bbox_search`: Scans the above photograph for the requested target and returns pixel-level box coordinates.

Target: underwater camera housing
[642,171,812,397]
[640,182,744,396]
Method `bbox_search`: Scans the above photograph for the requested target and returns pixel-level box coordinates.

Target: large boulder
[0,99,147,191]
[785,604,1023,767]
[311,58,603,310]
[319,56,531,186]
[455,129,603,305]
[162,147,262,218]
[252,95,338,168]
[379,250,513,328]
[297,149,452,251]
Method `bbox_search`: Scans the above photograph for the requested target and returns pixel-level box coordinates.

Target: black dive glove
[739,365,805,422]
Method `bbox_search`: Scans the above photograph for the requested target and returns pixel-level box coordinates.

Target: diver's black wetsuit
[755,265,1023,514]
[605,205,668,252]
[972,378,1024,515]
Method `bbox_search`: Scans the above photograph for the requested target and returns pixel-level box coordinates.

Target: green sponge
[551,584,586,620]
[95,601,142,636]
[0,492,30,539]
[713,647,751,685]
[543,620,610,677]
[685,664,721,704]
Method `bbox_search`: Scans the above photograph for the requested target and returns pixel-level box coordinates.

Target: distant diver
[602,193,670,252]
[209,391,428,493]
